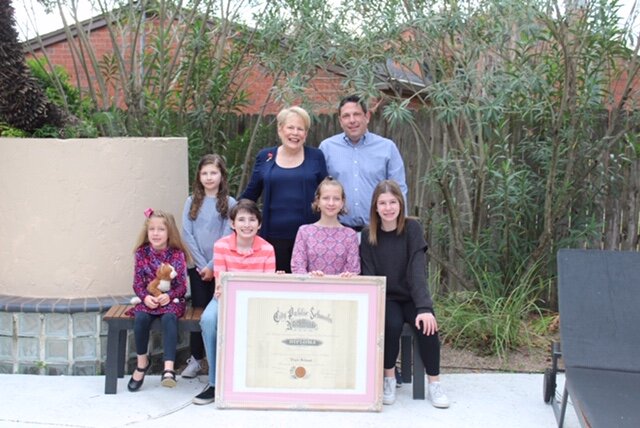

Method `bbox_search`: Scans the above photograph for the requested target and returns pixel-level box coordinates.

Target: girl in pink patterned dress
[126,209,192,392]
[291,177,360,276]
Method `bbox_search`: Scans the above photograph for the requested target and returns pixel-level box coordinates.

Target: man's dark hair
[338,94,368,115]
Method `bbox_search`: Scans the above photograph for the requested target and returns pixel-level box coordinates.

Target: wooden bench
[399,323,426,399]
[103,304,203,394]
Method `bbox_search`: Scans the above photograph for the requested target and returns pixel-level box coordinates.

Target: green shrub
[437,260,547,358]
[0,123,27,137]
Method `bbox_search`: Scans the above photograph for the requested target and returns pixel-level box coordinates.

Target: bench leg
[412,331,425,400]
[117,329,127,378]
[104,327,122,394]
[400,325,426,400]
[401,332,412,383]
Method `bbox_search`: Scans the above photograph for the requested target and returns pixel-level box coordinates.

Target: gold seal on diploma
[294,366,306,378]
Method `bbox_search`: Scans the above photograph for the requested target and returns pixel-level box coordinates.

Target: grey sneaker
[428,382,450,408]
[382,376,397,405]
[193,385,215,405]
[181,356,202,379]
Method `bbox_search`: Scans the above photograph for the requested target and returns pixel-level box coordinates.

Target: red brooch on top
[266,152,274,162]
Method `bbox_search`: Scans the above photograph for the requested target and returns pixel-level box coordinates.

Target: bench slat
[183,306,203,322]
[104,304,132,320]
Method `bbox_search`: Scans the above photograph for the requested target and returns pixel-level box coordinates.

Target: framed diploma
[215,272,386,411]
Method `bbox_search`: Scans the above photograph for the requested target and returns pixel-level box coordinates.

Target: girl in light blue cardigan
[181,154,236,378]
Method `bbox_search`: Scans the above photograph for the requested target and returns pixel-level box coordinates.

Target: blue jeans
[133,311,178,362]
[200,298,219,386]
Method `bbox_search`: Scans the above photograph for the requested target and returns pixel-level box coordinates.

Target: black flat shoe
[127,363,150,392]
[161,369,177,388]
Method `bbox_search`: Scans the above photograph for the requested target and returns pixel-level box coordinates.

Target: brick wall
[26,22,349,115]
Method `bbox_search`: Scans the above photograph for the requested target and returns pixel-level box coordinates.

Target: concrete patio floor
[0,372,579,427]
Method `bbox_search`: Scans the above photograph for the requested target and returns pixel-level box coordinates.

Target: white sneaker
[382,376,397,405]
[428,382,450,408]
[181,356,202,378]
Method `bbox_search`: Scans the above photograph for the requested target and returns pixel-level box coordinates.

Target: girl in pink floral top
[126,209,192,392]
[291,177,360,276]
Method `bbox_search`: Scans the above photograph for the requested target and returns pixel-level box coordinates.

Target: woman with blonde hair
[241,106,327,272]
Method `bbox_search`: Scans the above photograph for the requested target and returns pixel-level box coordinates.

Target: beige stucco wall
[0,137,188,298]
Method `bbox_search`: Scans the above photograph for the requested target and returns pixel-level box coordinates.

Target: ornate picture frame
[215,272,386,411]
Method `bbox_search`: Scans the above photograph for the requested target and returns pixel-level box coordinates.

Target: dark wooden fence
[218,110,640,292]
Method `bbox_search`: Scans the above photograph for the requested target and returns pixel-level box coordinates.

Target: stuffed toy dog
[130,263,179,305]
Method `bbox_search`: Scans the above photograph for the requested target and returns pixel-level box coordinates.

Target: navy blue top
[240,145,328,240]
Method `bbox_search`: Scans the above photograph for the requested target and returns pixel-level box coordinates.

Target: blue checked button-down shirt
[319,131,408,228]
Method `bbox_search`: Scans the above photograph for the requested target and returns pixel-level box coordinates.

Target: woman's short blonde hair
[277,106,311,131]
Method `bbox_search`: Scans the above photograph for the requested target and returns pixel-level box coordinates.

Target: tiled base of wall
[0,295,190,375]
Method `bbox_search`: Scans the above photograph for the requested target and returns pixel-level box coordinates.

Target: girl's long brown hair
[189,154,230,221]
[134,209,193,264]
[367,180,406,246]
